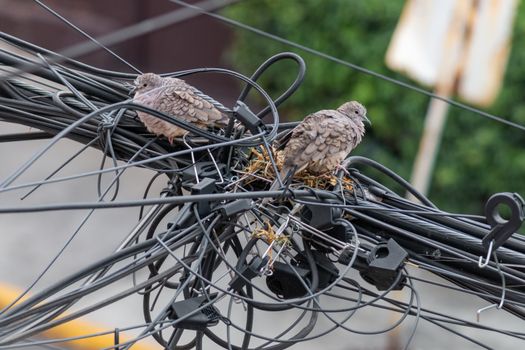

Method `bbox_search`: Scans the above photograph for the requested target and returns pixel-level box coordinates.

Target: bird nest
[243,147,354,191]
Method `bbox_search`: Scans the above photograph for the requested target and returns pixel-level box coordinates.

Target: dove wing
[154,79,228,127]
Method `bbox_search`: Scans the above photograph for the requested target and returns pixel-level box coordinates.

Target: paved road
[0,122,522,349]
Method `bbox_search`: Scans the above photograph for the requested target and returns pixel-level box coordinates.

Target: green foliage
[224,0,525,214]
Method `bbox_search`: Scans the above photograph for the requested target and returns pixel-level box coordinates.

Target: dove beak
[362,114,371,126]
[128,86,137,96]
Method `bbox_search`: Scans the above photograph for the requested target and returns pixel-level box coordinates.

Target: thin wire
[413,263,525,311]
[0,139,158,318]
[20,136,100,200]
[0,320,173,349]
[477,252,507,322]
[2,219,202,325]
[193,207,362,309]
[407,274,524,304]
[32,0,142,74]
[0,238,203,342]
[403,270,421,350]
[335,280,525,339]
[0,64,279,189]
[0,0,241,81]
[183,133,199,183]
[0,132,263,194]
[170,0,525,133]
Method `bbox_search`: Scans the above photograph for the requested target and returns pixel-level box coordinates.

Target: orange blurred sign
[386,0,518,107]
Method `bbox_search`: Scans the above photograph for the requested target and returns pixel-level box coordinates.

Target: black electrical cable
[0,238,205,342]
[344,156,436,208]
[2,6,525,347]
[236,51,306,119]
[0,232,195,325]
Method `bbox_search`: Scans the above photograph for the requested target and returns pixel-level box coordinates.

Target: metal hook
[261,216,290,259]
[476,304,497,322]
[478,239,493,268]
[206,148,224,184]
[477,252,506,322]
[275,216,290,236]
[183,133,199,184]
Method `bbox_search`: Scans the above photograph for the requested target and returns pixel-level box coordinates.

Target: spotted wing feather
[135,77,229,141]
[282,110,359,175]
[157,78,228,127]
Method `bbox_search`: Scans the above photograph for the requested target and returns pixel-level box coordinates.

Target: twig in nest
[243,147,354,191]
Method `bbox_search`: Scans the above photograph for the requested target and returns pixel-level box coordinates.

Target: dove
[265,101,369,201]
[132,73,229,143]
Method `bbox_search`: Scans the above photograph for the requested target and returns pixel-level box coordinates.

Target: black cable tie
[218,316,232,326]
[97,118,116,132]
[276,182,294,202]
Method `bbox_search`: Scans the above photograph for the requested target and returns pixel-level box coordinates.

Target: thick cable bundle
[1,17,525,350]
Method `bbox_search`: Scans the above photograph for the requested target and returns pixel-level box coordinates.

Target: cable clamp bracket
[479,192,525,268]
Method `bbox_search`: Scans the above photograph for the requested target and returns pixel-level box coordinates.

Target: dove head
[133,73,163,96]
[338,101,371,126]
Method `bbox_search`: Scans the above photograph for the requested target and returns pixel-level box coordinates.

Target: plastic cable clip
[215,199,254,218]
[229,255,269,292]
[355,239,408,291]
[191,177,216,216]
[267,250,339,299]
[310,218,353,253]
[266,261,310,299]
[169,294,220,331]
[301,203,342,230]
[233,101,264,134]
[482,192,525,251]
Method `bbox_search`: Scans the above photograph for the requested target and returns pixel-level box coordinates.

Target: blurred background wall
[0,0,237,101]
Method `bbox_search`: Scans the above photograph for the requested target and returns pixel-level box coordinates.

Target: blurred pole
[386,1,517,347]
[388,0,517,201]
[407,0,475,200]
[407,88,451,199]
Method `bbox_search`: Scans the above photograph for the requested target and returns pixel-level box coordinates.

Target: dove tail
[219,111,232,126]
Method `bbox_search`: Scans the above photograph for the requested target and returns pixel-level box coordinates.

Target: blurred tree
[224,0,525,214]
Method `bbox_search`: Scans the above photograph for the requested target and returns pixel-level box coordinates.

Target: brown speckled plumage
[281,101,367,177]
[132,73,228,143]
[263,101,368,203]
